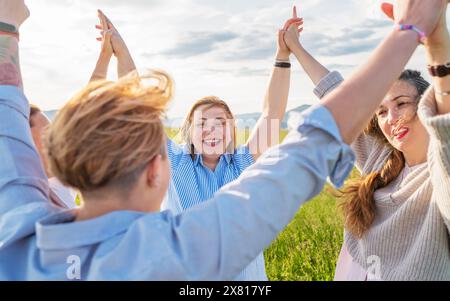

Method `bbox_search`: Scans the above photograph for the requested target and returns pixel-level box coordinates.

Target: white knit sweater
[315,72,450,280]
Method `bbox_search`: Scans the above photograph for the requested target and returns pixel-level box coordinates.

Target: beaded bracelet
[0,22,19,41]
[396,24,426,44]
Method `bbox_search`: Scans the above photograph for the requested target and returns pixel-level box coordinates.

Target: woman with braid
[282,4,450,280]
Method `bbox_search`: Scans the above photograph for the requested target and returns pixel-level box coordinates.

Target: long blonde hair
[338,70,430,238]
[44,71,173,194]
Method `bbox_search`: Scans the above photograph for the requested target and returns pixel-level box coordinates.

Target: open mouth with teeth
[203,139,222,147]
[392,126,409,140]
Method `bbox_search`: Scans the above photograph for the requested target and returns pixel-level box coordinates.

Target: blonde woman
[282,4,450,280]
[0,0,445,280]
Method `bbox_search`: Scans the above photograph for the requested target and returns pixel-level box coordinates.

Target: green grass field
[166,128,353,281]
[264,186,344,281]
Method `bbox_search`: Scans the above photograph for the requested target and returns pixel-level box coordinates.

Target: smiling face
[190,105,234,157]
[376,80,429,164]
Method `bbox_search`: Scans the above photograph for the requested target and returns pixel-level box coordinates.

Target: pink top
[334,243,367,281]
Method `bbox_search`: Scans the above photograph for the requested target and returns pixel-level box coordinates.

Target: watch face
[437,65,450,77]
[429,64,450,77]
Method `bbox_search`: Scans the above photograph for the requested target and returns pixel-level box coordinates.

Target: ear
[146,155,163,188]
[381,2,394,21]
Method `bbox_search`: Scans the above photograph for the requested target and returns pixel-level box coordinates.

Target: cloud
[160,31,238,58]
[300,16,391,57]
[203,67,269,78]
[20,0,427,118]
[153,0,393,63]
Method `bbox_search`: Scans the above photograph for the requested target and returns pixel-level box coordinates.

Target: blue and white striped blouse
[162,140,267,281]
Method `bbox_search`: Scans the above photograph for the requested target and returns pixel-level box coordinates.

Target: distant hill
[235,104,311,129]
[46,104,311,130]
[44,110,58,121]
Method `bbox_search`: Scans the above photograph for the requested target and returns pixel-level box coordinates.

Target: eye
[377,110,387,117]
[397,102,407,107]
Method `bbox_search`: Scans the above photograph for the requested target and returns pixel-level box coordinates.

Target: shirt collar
[193,153,232,167]
[36,210,148,250]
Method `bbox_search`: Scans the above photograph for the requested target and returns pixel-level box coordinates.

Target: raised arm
[90,10,137,81]
[424,5,450,115]
[0,1,56,248]
[101,11,137,78]
[246,8,303,161]
[283,6,330,86]
[89,10,113,82]
[418,5,450,229]
[0,0,29,89]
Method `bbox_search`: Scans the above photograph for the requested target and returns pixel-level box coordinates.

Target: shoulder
[232,145,255,170]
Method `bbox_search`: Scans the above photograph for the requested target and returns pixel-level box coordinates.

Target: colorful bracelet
[396,24,426,45]
[0,30,19,41]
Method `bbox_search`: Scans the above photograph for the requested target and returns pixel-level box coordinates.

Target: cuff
[288,104,355,188]
[0,85,29,119]
[418,86,450,143]
[313,71,344,99]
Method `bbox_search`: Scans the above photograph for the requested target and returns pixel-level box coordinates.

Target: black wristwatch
[0,21,18,34]
[428,62,450,77]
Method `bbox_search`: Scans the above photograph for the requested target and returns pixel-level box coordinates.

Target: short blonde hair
[180,96,236,156]
[44,71,173,193]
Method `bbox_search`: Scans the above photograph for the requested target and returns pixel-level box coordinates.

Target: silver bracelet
[275,58,290,63]
[436,89,450,96]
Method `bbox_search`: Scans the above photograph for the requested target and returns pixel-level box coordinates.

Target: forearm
[246,53,290,157]
[117,47,137,78]
[292,45,330,85]
[0,85,51,220]
[0,36,22,89]
[89,52,112,82]
[321,30,419,144]
[426,41,450,115]
[262,53,291,120]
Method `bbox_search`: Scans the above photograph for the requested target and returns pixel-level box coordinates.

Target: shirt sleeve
[234,144,255,171]
[130,104,355,280]
[313,71,390,175]
[0,86,57,249]
[167,137,185,171]
[418,86,450,231]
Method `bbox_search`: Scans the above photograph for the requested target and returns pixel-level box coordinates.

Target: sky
[20,0,448,119]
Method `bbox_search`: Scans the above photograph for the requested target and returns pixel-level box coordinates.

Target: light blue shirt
[0,85,355,280]
[163,140,266,281]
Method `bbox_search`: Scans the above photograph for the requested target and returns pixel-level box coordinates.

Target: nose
[203,123,216,136]
[387,109,400,126]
